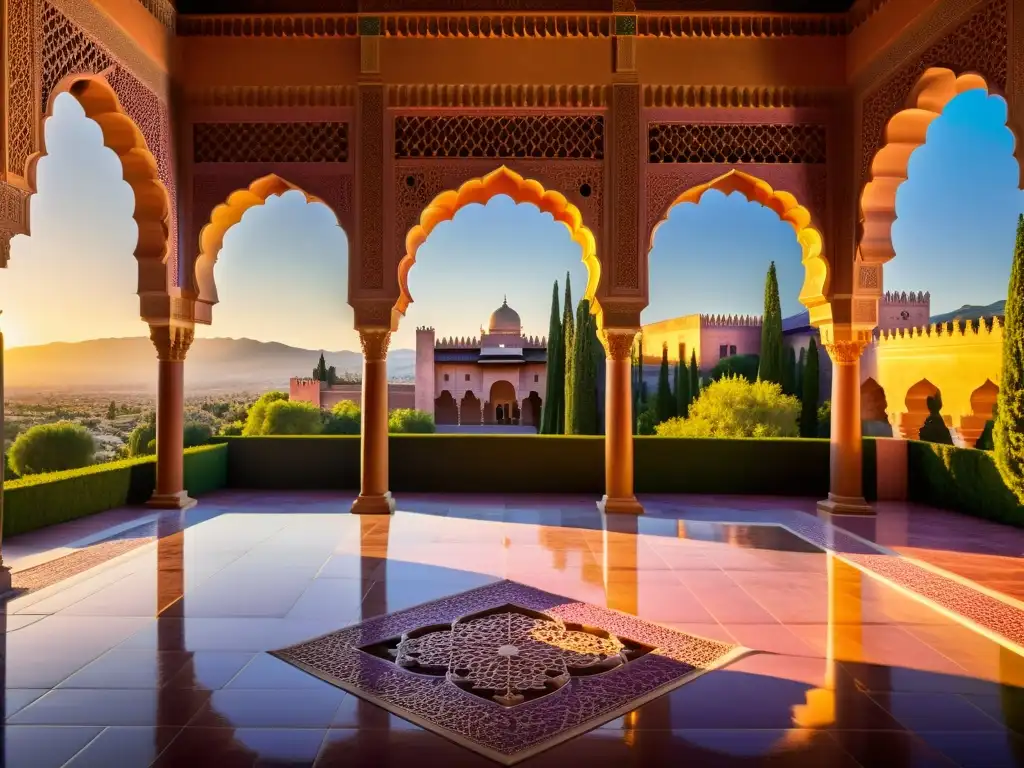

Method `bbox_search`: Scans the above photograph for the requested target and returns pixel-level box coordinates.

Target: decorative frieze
[394,115,604,161]
[186,85,355,108]
[387,84,608,109]
[643,85,834,109]
[648,123,827,164]
[193,122,350,163]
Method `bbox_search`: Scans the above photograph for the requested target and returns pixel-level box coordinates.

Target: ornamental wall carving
[858,0,1008,184]
[648,122,827,164]
[192,122,350,164]
[393,115,604,160]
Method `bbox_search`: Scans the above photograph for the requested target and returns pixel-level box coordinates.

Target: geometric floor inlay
[272,580,747,765]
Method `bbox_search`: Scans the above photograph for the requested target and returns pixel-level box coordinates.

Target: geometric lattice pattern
[648,123,827,164]
[41,1,113,112]
[193,122,349,163]
[394,116,605,160]
[274,580,742,765]
[7,0,36,178]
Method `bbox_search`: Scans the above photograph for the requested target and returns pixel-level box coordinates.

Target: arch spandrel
[647,169,831,328]
[23,75,173,323]
[392,165,601,328]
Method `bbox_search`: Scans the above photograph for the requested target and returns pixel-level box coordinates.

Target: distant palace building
[416,298,548,427]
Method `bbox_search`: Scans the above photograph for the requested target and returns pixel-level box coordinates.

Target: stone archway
[192,174,348,325]
[648,169,831,327]
[489,380,517,425]
[522,391,543,429]
[434,390,458,425]
[461,391,482,426]
[393,165,601,325]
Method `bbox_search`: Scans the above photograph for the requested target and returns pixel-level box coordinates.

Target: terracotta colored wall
[321,384,415,412]
[699,326,762,371]
[289,378,323,408]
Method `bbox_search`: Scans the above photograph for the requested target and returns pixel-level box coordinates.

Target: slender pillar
[148,325,196,510]
[598,329,643,514]
[818,340,872,516]
[352,328,395,515]
[0,321,11,593]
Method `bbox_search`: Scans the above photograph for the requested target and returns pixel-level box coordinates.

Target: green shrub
[908,441,1023,527]
[9,421,95,475]
[388,408,436,434]
[817,400,831,438]
[127,416,156,457]
[976,420,994,450]
[323,400,361,435]
[262,400,323,435]
[710,354,760,383]
[655,376,799,438]
[3,444,228,537]
[243,391,289,436]
[219,420,244,436]
[184,422,213,447]
[636,409,657,435]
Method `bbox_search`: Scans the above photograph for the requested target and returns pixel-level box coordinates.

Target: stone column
[818,340,872,516]
[0,322,11,592]
[599,329,643,514]
[352,328,395,515]
[148,325,196,510]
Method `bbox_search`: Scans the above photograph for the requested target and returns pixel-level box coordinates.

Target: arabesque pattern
[394,115,604,160]
[649,123,827,164]
[193,123,350,164]
[41,1,113,112]
[274,580,740,764]
[859,0,1007,183]
[7,0,36,178]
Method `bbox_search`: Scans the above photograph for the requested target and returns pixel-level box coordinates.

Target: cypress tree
[995,213,1024,502]
[689,350,700,404]
[783,345,797,396]
[675,360,690,419]
[540,280,562,434]
[630,338,640,434]
[758,261,785,385]
[796,346,806,400]
[655,343,674,423]
[561,273,575,434]
[313,352,328,382]
[570,299,599,434]
[800,337,820,437]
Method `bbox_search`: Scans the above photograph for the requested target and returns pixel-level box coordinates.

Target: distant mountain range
[929,300,1005,324]
[4,337,416,395]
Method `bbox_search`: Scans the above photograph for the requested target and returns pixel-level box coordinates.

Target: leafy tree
[637,409,657,435]
[996,213,1024,502]
[783,346,797,396]
[219,421,244,437]
[561,272,575,434]
[9,421,95,475]
[540,279,562,434]
[569,299,599,434]
[655,376,800,438]
[127,413,157,457]
[183,422,213,447]
[243,391,289,436]
[919,393,953,445]
[817,400,831,438]
[655,343,675,424]
[106,401,117,420]
[795,347,806,400]
[675,361,690,419]
[800,338,820,437]
[710,354,760,383]
[388,408,436,433]
[323,400,361,435]
[757,261,785,385]
[327,365,339,386]
[262,400,323,435]
[688,350,700,403]
[313,353,328,382]
[631,334,644,434]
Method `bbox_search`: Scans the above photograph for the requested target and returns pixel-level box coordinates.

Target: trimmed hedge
[2,443,228,537]
[908,441,1024,527]
[213,435,880,498]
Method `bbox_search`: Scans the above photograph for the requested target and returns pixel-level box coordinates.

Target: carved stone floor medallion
[272,580,747,765]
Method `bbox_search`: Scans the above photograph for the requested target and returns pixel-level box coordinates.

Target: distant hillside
[929,300,1005,324]
[4,337,415,395]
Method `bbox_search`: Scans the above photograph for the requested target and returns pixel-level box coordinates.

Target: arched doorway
[434,391,458,425]
[489,380,517,426]
[461,391,482,426]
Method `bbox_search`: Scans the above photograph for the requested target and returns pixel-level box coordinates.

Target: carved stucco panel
[392,159,603,291]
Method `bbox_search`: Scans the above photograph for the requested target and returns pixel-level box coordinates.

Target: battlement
[700,314,762,328]
[290,377,324,386]
[875,317,1003,347]
[882,290,930,305]
[434,334,547,348]
[416,326,435,332]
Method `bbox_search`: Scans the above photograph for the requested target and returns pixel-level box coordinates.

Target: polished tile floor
[2,491,1023,767]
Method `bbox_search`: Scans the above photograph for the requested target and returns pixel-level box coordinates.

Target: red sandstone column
[148,325,196,510]
[599,329,643,514]
[818,340,872,516]
[352,329,395,515]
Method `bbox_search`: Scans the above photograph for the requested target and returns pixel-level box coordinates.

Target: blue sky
[2,88,1020,351]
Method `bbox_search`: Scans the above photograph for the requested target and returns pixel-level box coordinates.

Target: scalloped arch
[193,174,337,324]
[649,169,830,323]
[860,68,1018,265]
[24,74,172,322]
[393,165,600,327]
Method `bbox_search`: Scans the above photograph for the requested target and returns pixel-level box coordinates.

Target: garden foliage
[9,421,95,475]
[995,212,1024,503]
[654,376,799,438]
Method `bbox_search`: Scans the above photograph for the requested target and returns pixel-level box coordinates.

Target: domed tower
[488,296,522,336]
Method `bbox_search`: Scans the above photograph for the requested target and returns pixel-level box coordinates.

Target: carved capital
[150,325,195,363]
[360,329,391,362]
[600,328,638,361]
[824,340,867,365]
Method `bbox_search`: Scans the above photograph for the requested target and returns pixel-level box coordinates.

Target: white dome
[488,297,521,334]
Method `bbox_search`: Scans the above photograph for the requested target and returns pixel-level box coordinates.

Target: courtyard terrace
[0,492,1022,767]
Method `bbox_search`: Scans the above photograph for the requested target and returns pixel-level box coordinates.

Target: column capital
[149,324,194,362]
[600,328,638,361]
[823,340,868,365]
[359,328,391,362]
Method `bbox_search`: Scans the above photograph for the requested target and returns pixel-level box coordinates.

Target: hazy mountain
[930,300,1005,324]
[4,337,415,395]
